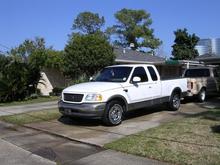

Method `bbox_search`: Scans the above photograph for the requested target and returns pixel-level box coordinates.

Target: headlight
[85,94,102,101]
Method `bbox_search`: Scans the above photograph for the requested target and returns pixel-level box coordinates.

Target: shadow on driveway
[58,105,167,127]
[58,116,102,127]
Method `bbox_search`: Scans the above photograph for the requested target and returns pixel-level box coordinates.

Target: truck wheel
[103,100,124,126]
[197,88,206,102]
[168,92,180,111]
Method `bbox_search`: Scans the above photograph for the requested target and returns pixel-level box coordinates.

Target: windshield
[94,66,132,82]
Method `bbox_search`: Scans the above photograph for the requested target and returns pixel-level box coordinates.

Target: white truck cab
[59,64,187,126]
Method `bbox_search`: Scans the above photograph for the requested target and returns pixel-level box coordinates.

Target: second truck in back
[183,67,219,102]
[59,64,187,126]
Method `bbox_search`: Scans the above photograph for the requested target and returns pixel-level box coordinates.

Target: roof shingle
[114,47,165,64]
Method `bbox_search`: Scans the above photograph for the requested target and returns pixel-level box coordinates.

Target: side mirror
[132,76,141,83]
[89,77,93,81]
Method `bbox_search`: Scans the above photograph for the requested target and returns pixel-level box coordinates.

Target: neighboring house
[196,53,220,65]
[114,47,201,78]
[114,47,165,65]
[114,47,177,78]
[195,54,220,76]
[37,68,67,96]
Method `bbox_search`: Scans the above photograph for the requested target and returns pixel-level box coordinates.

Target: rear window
[184,69,210,77]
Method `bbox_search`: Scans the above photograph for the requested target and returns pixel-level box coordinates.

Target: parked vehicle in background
[183,67,219,102]
[59,64,187,126]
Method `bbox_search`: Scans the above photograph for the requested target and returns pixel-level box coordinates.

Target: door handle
[123,89,128,92]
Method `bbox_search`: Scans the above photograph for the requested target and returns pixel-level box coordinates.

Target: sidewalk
[0,101,57,116]
[73,150,170,165]
[0,139,56,165]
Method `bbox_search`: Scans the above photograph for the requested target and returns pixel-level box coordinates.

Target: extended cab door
[123,66,160,104]
[146,66,161,99]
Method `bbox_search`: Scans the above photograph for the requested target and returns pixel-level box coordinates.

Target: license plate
[64,108,72,114]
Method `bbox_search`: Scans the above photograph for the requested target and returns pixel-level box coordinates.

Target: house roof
[114,47,165,64]
[195,53,220,64]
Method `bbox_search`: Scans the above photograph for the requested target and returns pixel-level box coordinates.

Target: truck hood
[63,82,123,93]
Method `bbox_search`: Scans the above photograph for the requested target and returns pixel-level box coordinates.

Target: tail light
[187,82,193,90]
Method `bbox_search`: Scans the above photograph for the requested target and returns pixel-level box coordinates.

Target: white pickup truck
[59,64,187,126]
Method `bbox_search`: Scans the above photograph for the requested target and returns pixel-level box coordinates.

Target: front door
[123,66,155,103]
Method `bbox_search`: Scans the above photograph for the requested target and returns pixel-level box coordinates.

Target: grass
[0,108,61,125]
[0,96,59,107]
[105,109,220,165]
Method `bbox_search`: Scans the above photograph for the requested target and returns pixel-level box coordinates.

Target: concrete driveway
[26,97,220,147]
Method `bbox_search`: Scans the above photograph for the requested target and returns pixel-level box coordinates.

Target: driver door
[124,66,154,103]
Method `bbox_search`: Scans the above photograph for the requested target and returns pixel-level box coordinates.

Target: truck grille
[63,93,83,102]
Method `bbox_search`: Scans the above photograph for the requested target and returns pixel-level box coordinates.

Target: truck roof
[186,66,215,70]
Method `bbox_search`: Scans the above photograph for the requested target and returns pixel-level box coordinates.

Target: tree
[0,38,64,102]
[107,8,161,52]
[72,11,105,34]
[0,55,29,101]
[172,28,200,60]
[9,37,49,94]
[10,37,47,68]
[44,50,64,70]
[64,33,115,79]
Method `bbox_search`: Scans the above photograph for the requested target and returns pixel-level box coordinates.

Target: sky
[0,0,220,56]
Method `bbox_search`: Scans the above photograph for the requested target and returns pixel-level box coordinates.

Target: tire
[197,88,206,102]
[103,100,124,126]
[168,92,181,111]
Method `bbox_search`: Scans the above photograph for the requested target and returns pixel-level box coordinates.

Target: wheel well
[200,87,206,91]
[107,96,127,112]
[171,87,181,96]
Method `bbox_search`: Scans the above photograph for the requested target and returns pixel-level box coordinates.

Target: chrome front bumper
[58,100,106,119]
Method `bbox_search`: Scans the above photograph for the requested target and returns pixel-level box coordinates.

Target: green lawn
[105,109,220,165]
[0,96,59,107]
[0,109,61,125]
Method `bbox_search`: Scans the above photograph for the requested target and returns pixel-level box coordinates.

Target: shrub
[52,87,64,96]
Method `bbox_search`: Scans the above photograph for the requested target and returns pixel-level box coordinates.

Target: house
[37,68,67,96]
[114,47,165,65]
[115,47,186,78]
[196,53,220,65]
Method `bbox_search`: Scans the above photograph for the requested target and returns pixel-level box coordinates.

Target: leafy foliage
[72,11,105,34]
[172,28,200,60]
[10,37,46,64]
[64,33,115,79]
[0,37,64,102]
[64,12,115,80]
[0,57,30,101]
[107,8,161,52]
[44,50,64,70]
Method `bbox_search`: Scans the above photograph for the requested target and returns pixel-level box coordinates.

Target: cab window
[147,66,158,81]
[131,67,148,82]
